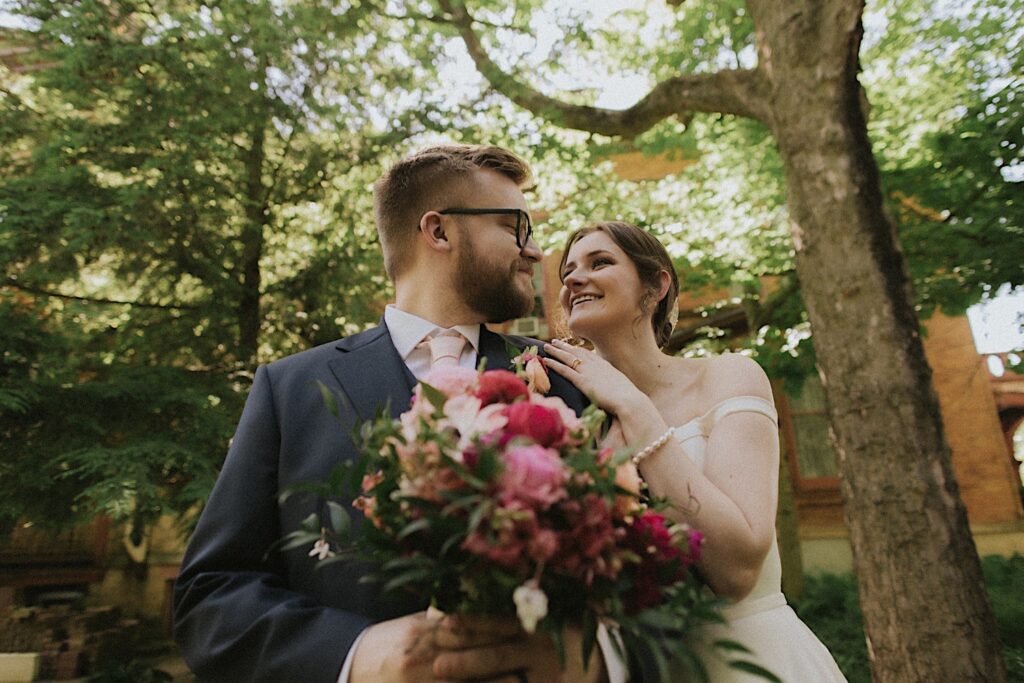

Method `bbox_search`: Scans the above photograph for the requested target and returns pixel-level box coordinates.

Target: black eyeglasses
[439,208,533,249]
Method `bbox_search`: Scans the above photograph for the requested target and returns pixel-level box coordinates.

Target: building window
[780,374,840,490]
[507,266,549,338]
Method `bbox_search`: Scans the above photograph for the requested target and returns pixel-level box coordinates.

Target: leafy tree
[418,0,1015,678]
[0,0,433,533]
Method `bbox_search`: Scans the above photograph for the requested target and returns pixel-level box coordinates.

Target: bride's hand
[543,339,647,416]
[600,418,627,451]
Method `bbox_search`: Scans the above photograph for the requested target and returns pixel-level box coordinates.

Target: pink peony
[476,370,530,406]
[502,401,566,448]
[421,366,478,398]
[499,445,567,509]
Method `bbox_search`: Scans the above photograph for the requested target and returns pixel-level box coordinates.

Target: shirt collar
[384,304,481,360]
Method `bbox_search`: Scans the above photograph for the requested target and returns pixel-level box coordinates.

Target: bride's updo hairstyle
[561,221,680,348]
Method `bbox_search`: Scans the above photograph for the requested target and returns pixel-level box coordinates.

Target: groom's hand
[431,616,608,683]
[349,612,452,682]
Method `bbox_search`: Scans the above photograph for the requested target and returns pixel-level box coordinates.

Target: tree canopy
[1,0,1019,530]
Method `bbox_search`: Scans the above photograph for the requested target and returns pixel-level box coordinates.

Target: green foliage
[2,0,1020,534]
[791,573,871,683]
[981,553,1024,652]
[0,0,430,532]
[793,556,1024,683]
[867,0,1024,316]
[425,0,1022,385]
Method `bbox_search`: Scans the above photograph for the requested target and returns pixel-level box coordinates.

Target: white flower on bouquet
[513,580,548,634]
[308,538,335,560]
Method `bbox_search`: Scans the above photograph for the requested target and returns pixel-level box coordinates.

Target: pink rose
[529,394,582,436]
[502,401,566,448]
[476,370,530,406]
[499,445,567,509]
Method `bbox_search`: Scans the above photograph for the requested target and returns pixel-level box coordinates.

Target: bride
[543,221,846,682]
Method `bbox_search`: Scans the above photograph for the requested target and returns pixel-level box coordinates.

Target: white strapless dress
[670,396,847,682]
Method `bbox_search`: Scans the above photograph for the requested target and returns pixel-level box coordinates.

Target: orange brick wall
[921,311,1024,525]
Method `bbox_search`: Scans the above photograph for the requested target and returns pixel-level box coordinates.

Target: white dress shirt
[383,304,481,377]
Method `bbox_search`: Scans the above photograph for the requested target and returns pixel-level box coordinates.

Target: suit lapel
[481,327,589,416]
[478,326,518,372]
[327,322,416,421]
[327,323,588,421]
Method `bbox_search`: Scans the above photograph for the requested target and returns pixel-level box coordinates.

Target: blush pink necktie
[425,332,468,369]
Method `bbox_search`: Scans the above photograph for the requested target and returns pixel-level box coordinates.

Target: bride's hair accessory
[631,427,675,466]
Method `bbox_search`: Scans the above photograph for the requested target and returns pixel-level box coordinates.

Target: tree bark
[441,0,1008,679]
[751,2,1006,679]
[776,441,804,601]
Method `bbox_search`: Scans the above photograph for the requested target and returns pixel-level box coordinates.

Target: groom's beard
[456,244,535,324]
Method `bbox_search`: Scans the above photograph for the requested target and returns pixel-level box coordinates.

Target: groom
[173,145,613,682]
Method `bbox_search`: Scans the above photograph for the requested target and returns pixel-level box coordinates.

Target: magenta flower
[499,445,567,509]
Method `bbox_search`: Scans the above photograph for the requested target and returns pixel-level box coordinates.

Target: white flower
[442,395,508,449]
[308,539,335,560]
[513,581,548,634]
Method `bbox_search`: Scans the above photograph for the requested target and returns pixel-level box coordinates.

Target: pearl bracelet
[630,428,675,467]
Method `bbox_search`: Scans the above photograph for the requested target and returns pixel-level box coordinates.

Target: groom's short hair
[373,144,532,280]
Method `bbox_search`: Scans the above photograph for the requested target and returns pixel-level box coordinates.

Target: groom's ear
[419,211,453,254]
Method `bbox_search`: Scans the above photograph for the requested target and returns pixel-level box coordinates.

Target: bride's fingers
[543,341,586,369]
[541,354,573,378]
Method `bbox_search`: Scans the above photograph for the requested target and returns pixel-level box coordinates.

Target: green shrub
[791,572,870,683]
[791,554,1024,683]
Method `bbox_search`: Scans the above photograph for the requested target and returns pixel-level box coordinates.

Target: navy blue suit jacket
[173,322,587,682]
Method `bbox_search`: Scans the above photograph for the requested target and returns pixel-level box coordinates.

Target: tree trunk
[443,0,1008,677]
[753,2,1006,679]
[776,441,804,601]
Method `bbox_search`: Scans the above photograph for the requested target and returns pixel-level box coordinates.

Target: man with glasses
[174,145,621,682]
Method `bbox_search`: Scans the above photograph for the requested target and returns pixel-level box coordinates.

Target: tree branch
[436,0,770,136]
[3,280,199,310]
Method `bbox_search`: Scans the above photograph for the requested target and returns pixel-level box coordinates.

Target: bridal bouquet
[286,354,732,679]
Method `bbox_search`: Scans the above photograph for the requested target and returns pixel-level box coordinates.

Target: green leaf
[418,381,448,411]
[382,555,434,572]
[728,660,783,682]
[549,624,566,667]
[299,512,320,533]
[713,638,754,654]
[263,530,321,559]
[382,568,435,594]
[316,380,339,418]
[636,608,685,630]
[439,532,467,557]
[397,517,431,540]
[326,501,351,538]
[581,610,598,671]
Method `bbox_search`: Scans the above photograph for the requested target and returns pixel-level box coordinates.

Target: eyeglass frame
[438,208,534,250]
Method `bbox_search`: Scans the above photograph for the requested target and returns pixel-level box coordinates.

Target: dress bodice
[672,396,785,617]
